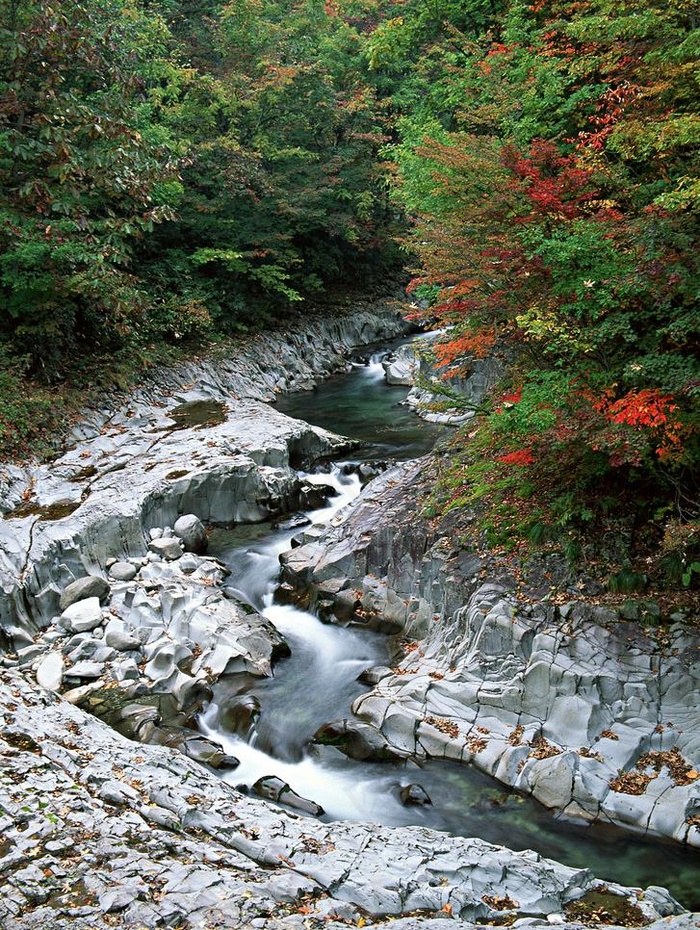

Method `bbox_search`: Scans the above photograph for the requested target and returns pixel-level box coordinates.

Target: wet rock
[114,701,161,741]
[272,512,312,532]
[400,783,432,806]
[314,719,408,762]
[220,694,261,738]
[298,480,336,510]
[358,665,392,685]
[173,514,208,554]
[59,575,110,612]
[382,343,420,386]
[252,775,324,816]
[181,735,240,770]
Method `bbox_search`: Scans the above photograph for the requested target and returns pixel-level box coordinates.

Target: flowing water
[200,337,700,908]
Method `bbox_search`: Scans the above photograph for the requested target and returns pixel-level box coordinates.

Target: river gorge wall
[1,301,699,928]
[281,459,700,850]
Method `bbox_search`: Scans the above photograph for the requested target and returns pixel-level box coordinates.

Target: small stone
[59,576,110,612]
[149,527,163,540]
[109,561,138,582]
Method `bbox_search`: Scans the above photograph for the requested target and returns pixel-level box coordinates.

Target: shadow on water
[275,339,444,461]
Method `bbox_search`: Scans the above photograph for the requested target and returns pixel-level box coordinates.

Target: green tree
[0,0,181,375]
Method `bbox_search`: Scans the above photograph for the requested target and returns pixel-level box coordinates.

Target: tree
[0,0,180,374]
[384,0,700,583]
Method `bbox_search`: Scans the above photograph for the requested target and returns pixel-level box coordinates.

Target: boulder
[35,651,64,691]
[314,719,407,762]
[108,560,138,582]
[59,575,110,612]
[148,537,183,560]
[382,344,419,386]
[400,783,433,806]
[58,596,104,633]
[173,514,208,554]
[105,627,143,653]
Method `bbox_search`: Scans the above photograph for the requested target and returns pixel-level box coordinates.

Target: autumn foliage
[388,0,700,585]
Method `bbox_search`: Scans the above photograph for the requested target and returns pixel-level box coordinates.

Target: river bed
[200,338,700,909]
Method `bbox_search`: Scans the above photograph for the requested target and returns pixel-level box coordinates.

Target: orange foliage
[594,389,686,461]
[433,328,497,370]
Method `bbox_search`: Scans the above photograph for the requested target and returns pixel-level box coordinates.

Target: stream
[199,338,700,909]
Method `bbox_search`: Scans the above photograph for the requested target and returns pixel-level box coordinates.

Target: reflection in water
[275,341,443,461]
[201,344,700,910]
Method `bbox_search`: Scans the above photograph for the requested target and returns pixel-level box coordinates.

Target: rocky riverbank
[281,459,700,850]
[1,301,699,928]
[2,664,690,930]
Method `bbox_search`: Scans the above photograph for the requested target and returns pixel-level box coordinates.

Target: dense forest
[1,0,698,592]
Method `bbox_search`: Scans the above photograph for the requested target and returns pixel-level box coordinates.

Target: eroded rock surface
[0,303,407,643]
[0,666,689,929]
[281,460,700,848]
[1,305,698,928]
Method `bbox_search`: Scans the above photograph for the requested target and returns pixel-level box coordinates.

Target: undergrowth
[424,390,700,599]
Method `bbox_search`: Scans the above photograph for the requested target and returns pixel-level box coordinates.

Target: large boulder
[173,514,208,554]
[59,575,110,612]
[148,537,183,560]
[58,596,104,633]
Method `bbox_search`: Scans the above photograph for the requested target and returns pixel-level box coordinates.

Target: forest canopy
[1,0,698,589]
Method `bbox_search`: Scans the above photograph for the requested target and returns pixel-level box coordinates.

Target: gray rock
[173,514,208,554]
[105,628,142,652]
[382,344,420,386]
[66,660,105,680]
[108,560,138,581]
[35,651,64,691]
[148,537,183,560]
[59,597,104,633]
[178,553,200,574]
[59,575,110,612]
[252,775,324,816]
